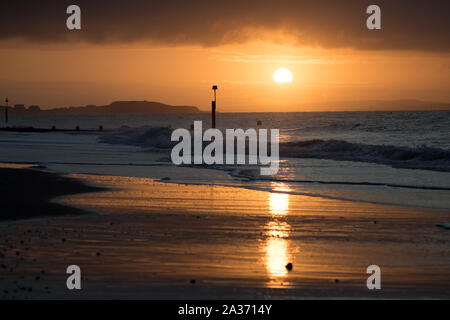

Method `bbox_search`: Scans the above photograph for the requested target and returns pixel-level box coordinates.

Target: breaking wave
[279,139,450,172]
[99,126,450,172]
[99,126,175,150]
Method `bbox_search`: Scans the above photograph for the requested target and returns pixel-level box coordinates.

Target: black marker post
[211,85,218,129]
[4,98,8,124]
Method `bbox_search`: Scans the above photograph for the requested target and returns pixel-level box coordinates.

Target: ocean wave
[290,122,364,132]
[99,126,175,150]
[229,168,450,191]
[280,139,450,171]
[98,126,450,172]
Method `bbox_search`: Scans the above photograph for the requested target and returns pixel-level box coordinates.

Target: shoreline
[0,167,105,221]
[0,167,449,299]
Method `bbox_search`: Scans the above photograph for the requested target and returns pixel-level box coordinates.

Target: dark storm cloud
[0,0,449,51]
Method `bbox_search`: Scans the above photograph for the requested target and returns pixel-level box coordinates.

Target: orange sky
[1,40,448,111]
[0,1,449,111]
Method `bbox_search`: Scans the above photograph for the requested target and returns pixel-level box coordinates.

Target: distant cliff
[3,101,201,115]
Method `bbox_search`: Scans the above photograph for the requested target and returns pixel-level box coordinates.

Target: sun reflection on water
[269,192,290,216]
[263,183,293,286]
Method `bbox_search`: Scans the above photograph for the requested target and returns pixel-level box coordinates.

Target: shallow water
[1,111,450,209]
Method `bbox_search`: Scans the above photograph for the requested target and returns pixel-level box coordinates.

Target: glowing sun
[273,68,293,83]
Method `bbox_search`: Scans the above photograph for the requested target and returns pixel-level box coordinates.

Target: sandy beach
[0,165,449,299]
[1,0,449,306]
[0,166,103,221]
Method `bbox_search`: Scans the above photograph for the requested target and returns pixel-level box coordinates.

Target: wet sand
[0,169,449,299]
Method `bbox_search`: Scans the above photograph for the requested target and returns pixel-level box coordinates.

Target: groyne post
[4,98,8,123]
[212,85,217,129]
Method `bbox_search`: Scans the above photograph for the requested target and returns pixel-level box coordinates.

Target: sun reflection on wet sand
[264,183,293,287]
[269,192,289,216]
[265,238,290,280]
[0,172,446,298]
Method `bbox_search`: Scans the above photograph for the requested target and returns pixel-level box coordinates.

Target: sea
[1,111,450,210]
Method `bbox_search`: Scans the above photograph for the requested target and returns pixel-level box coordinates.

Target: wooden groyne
[0,126,107,133]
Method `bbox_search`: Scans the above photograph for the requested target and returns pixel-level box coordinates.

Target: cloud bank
[0,0,449,51]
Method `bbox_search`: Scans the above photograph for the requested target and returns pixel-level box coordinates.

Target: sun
[273,68,293,83]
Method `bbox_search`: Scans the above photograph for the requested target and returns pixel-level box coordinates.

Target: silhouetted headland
[1,101,201,115]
